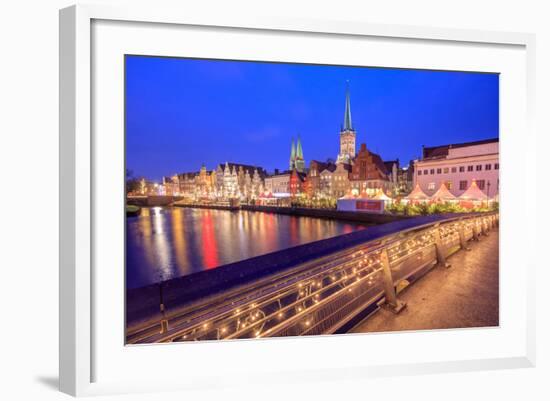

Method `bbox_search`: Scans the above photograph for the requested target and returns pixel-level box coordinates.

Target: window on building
[485,164,492,170]
[445,181,452,190]
[443,168,448,174]
[430,169,435,175]
[459,180,468,190]
[459,166,465,172]
[467,166,473,172]
[495,163,499,170]
[428,182,435,190]
[418,170,422,176]
[476,165,482,171]
[478,180,485,190]
[424,169,428,175]
[436,168,442,174]
[451,167,457,173]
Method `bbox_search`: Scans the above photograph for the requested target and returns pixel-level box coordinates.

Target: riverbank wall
[127,195,183,207]
[174,203,240,211]
[241,205,408,224]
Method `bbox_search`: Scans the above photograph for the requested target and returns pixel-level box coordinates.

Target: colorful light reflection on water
[126,207,366,289]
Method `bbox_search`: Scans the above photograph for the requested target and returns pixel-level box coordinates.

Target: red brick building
[349,143,391,195]
[289,169,307,197]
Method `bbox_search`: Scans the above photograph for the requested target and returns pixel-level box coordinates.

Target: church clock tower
[337,82,356,164]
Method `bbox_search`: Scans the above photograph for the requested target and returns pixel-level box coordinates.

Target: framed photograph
[60,4,536,397]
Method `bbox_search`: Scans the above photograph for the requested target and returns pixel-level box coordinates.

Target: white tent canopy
[406,183,430,201]
[372,189,392,201]
[431,183,456,202]
[458,180,487,201]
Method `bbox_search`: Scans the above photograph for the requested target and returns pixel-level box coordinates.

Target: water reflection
[126,207,366,289]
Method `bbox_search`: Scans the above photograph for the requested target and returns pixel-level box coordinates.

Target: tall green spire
[296,135,304,160]
[289,138,296,170]
[343,81,353,131]
[295,135,305,173]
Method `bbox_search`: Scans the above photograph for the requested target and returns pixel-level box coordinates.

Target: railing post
[433,225,451,268]
[159,303,169,334]
[472,219,480,241]
[379,248,406,314]
[159,282,169,334]
[458,221,471,251]
[481,217,489,236]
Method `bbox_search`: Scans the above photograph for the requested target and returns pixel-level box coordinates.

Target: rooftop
[422,137,499,160]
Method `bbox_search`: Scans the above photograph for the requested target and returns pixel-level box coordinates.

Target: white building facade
[413,138,499,198]
[264,172,291,196]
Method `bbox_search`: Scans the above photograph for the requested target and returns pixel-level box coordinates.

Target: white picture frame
[59,3,536,397]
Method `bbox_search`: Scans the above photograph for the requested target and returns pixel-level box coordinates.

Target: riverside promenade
[351,229,499,333]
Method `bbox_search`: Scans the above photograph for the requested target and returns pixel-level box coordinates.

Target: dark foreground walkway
[351,230,499,333]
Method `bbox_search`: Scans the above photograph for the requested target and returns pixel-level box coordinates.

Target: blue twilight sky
[126,55,499,181]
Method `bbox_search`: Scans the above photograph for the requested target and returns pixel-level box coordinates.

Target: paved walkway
[351,230,499,333]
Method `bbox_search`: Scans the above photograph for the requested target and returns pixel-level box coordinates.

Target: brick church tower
[336,82,356,164]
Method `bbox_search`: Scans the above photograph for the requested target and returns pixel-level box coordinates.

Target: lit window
[445,181,452,190]
[443,168,449,174]
[428,182,435,190]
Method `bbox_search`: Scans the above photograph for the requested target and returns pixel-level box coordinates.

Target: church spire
[295,135,305,173]
[337,81,357,164]
[343,81,353,131]
[296,135,304,160]
[289,138,296,170]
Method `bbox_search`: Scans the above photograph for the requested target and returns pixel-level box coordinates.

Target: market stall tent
[372,189,393,204]
[458,180,487,201]
[430,183,457,203]
[372,189,392,200]
[405,183,430,203]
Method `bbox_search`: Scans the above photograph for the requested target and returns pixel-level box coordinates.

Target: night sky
[126,55,499,181]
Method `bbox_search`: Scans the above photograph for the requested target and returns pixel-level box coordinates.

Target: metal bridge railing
[133,212,498,343]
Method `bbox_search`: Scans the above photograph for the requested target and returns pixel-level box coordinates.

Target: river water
[126,207,366,289]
